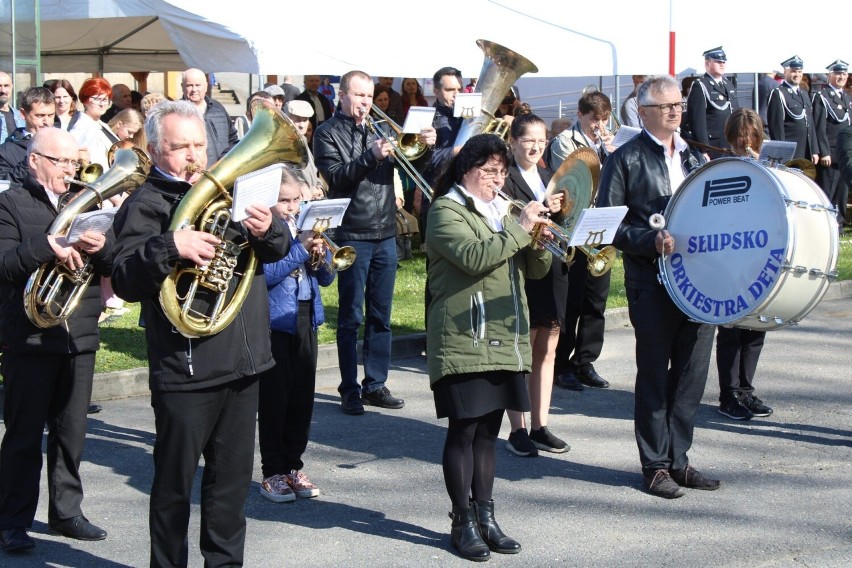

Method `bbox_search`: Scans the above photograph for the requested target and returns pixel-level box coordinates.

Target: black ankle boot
[449,505,490,562]
[471,499,521,554]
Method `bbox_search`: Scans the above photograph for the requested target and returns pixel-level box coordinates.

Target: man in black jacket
[683,47,738,159]
[0,128,111,553]
[314,70,434,415]
[295,75,335,133]
[111,100,288,567]
[0,87,57,188]
[813,59,852,227]
[767,56,819,162]
[181,68,238,166]
[596,75,717,500]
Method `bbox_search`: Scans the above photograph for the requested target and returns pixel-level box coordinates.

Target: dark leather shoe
[472,499,521,554]
[554,369,584,391]
[644,469,686,499]
[340,391,365,415]
[575,365,609,388]
[670,465,721,490]
[48,515,107,541]
[0,528,35,553]
[87,404,102,414]
[362,386,405,409]
[449,506,490,561]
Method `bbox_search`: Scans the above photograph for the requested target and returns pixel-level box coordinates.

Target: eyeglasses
[641,102,686,113]
[478,167,508,179]
[35,153,81,169]
[88,97,110,105]
[517,138,548,149]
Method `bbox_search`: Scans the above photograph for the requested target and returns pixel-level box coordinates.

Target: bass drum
[659,157,838,331]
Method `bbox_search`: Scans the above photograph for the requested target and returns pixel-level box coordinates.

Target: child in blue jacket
[258,167,334,502]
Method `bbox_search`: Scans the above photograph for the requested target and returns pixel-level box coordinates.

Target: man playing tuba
[110,101,290,567]
[0,128,111,553]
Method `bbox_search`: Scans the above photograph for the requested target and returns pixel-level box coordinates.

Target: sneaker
[718,398,753,420]
[741,394,773,417]
[644,469,685,499]
[506,429,539,457]
[286,470,320,498]
[362,386,405,409]
[529,426,570,453]
[259,474,295,503]
[341,390,365,415]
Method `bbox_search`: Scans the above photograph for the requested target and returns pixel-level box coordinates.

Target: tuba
[454,40,538,147]
[159,101,308,338]
[23,147,152,328]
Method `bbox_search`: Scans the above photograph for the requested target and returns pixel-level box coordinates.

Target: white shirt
[517,165,547,202]
[645,129,689,192]
[448,184,509,231]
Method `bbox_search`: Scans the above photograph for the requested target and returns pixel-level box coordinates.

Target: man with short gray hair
[181,68,238,165]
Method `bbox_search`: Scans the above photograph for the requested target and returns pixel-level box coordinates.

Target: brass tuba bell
[24,147,152,328]
[159,100,309,338]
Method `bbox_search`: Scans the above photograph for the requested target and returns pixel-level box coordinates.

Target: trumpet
[497,189,575,264]
[308,218,356,271]
[362,107,435,202]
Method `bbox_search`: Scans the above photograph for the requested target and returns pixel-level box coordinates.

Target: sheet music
[611,126,641,149]
[759,140,796,163]
[567,206,627,247]
[296,198,351,231]
[454,93,482,118]
[231,163,284,222]
[402,106,436,134]
[64,208,117,244]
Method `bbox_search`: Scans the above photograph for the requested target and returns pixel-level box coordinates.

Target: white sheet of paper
[567,206,628,247]
[65,208,117,244]
[759,140,796,163]
[402,106,436,134]
[232,163,284,222]
[453,93,482,118]
[297,198,351,232]
[611,126,641,149]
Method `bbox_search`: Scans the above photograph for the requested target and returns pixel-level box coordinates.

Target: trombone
[363,106,435,202]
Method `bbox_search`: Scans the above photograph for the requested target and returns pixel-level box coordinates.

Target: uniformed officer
[683,46,738,159]
[812,59,852,226]
[767,55,819,162]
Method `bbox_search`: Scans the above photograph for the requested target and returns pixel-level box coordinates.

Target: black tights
[442,409,504,509]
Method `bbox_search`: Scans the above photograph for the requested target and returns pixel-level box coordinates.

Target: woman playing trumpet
[426,133,551,561]
[502,113,571,456]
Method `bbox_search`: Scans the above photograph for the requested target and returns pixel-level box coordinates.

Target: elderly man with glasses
[0,127,112,553]
[596,75,719,499]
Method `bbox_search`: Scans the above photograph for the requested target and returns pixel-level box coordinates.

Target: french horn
[159,100,308,338]
[23,147,151,328]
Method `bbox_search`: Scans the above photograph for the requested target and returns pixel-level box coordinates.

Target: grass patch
[96,228,852,374]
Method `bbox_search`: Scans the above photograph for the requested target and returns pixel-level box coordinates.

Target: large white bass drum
[658,158,839,331]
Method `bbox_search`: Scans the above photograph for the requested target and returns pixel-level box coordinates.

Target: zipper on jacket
[185,338,194,376]
[469,290,486,347]
[507,257,523,372]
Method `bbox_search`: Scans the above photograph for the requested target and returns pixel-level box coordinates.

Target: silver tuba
[23,147,152,328]
[453,40,538,147]
[158,100,309,338]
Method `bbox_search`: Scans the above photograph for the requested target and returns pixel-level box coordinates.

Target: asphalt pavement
[2,287,851,567]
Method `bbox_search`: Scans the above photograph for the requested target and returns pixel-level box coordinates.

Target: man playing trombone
[314,70,435,416]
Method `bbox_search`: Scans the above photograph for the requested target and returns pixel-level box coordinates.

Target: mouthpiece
[649,213,666,230]
[185,163,202,174]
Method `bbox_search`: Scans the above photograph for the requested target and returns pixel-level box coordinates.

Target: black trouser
[627,286,714,473]
[716,326,766,403]
[0,352,95,529]
[817,164,849,226]
[258,304,317,477]
[555,260,611,373]
[149,376,259,568]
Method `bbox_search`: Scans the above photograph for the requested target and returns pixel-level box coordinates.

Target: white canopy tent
[28,0,850,78]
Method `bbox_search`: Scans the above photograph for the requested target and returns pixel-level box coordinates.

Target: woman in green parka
[425,134,551,562]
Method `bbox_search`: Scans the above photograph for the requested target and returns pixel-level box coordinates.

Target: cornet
[307,218,356,272]
[497,190,575,264]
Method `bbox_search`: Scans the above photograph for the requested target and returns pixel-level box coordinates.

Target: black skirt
[432,370,530,420]
[526,255,570,331]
